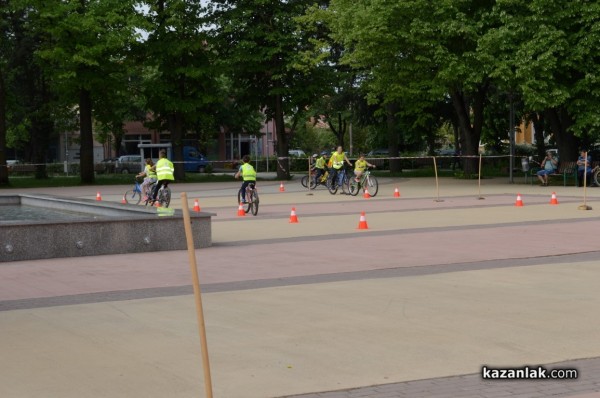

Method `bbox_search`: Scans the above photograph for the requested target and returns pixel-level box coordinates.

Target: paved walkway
[1,176,600,397]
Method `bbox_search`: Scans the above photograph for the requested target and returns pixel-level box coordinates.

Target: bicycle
[327,166,352,195]
[146,181,172,208]
[301,168,329,189]
[124,177,143,204]
[348,168,379,197]
[237,182,259,216]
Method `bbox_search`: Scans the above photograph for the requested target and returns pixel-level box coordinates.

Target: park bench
[529,160,577,186]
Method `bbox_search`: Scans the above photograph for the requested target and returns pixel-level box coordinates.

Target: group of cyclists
[136,149,174,204]
[311,146,376,191]
[132,146,373,210]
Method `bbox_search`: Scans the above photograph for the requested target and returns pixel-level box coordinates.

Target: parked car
[183,147,210,173]
[115,155,143,174]
[367,149,389,156]
[288,149,306,157]
[98,157,118,173]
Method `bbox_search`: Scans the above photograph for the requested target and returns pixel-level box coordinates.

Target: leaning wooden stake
[579,152,592,210]
[478,153,485,200]
[433,156,443,202]
[181,192,214,397]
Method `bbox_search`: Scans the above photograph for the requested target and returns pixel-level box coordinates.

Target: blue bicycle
[124,177,143,204]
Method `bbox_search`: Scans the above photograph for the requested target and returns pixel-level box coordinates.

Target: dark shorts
[537,169,556,176]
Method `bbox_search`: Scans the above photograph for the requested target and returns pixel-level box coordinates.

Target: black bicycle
[237,182,259,216]
[146,181,171,208]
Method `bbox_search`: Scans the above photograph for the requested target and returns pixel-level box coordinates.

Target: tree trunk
[451,84,487,176]
[545,106,578,161]
[31,118,52,179]
[168,113,185,181]
[532,112,546,160]
[327,113,345,148]
[0,69,8,185]
[79,88,95,183]
[386,102,401,172]
[274,93,289,179]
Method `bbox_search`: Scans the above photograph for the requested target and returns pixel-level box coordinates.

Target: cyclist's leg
[239,181,249,203]
[152,180,164,201]
[330,168,338,186]
[337,169,345,186]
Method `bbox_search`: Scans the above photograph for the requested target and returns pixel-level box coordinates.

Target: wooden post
[478,154,485,200]
[180,192,214,397]
[433,157,443,202]
[307,155,313,196]
[579,152,592,210]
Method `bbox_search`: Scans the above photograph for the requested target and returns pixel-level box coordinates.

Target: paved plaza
[1,175,600,397]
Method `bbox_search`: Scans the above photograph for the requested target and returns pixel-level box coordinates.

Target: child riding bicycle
[235,155,256,203]
[354,153,376,182]
[136,158,157,200]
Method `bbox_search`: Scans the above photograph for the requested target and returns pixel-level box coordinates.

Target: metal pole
[349,122,353,156]
[265,122,269,173]
[509,94,515,184]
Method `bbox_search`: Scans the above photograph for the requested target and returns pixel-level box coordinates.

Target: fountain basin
[0,194,212,262]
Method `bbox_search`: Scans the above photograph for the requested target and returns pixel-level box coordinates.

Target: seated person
[577,150,592,187]
[536,151,558,186]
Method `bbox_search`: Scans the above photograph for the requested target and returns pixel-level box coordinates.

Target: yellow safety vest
[156,158,174,181]
[145,164,157,179]
[241,163,256,181]
[315,157,326,169]
[331,152,345,169]
[355,159,368,172]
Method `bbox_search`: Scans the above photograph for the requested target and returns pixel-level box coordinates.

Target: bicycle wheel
[364,175,379,197]
[237,191,251,213]
[594,169,600,187]
[301,175,308,188]
[348,179,360,196]
[327,175,338,194]
[162,187,171,207]
[124,189,142,205]
[250,190,259,216]
[341,172,352,195]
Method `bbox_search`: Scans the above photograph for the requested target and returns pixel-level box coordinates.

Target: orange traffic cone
[357,211,369,230]
[363,188,371,199]
[515,193,524,207]
[550,192,559,205]
[193,199,201,212]
[279,182,285,192]
[121,195,127,204]
[96,191,102,201]
[237,202,246,217]
[289,207,299,223]
[393,187,400,198]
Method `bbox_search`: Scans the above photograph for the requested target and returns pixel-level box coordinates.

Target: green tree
[208,0,328,179]
[141,0,220,180]
[328,0,500,174]
[481,0,600,161]
[36,0,142,183]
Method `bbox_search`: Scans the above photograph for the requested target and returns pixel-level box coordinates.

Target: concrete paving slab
[3,176,600,398]
[2,261,600,397]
